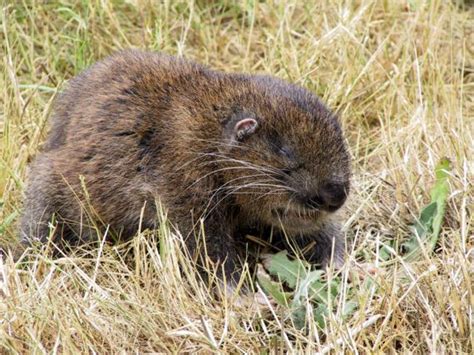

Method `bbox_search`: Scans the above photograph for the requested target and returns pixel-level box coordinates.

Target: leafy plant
[401,157,451,262]
[258,157,452,328]
[258,251,352,329]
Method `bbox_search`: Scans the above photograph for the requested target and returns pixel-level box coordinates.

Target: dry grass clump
[1,0,472,352]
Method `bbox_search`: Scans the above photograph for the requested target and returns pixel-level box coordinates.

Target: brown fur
[20,50,351,283]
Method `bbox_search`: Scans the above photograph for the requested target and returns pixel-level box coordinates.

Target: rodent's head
[216,80,351,234]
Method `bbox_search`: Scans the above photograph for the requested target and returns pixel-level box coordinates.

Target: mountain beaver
[20,50,351,284]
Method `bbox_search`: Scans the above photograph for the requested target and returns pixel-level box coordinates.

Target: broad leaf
[256,265,290,307]
[263,251,307,288]
[403,157,451,262]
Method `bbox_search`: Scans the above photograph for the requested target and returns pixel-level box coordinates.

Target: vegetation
[1,0,472,352]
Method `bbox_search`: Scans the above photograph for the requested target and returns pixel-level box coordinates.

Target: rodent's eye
[278,146,291,157]
[277,145,296,161]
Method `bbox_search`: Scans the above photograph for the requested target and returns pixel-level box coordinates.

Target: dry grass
[1,0,473,352]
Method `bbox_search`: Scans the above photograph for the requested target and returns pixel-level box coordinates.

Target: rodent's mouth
[269,206,323,234]
[272,206,320,220]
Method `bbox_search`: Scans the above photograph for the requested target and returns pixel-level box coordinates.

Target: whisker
[194,152,283,175]
[184,167,282,191]
[200,180,291,220]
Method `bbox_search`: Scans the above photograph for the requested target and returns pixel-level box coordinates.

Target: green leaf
[291,268,336,328]
[302,270,328,304]
[256,265,290,307]
[403,157,451,262]
[403,202,437,256]
[431,157,451,237]
[292,305,307,329]
[313,303,329,329]
[263,251,308,288]
[262,251,347,329]
[342,301,358,319]
[378,242,393,261]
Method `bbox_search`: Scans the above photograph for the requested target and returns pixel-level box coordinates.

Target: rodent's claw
[260,253,274,271]
[231,289,276,311]
[349,262,384,283]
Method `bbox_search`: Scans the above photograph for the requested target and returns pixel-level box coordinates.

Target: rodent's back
[45,51,216,151]
[33,52,217,235]
[31,51,255,238]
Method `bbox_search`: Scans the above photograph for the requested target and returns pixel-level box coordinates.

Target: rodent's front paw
[348,262,384,282]
[260,253,274,271]
[232,289,277,310]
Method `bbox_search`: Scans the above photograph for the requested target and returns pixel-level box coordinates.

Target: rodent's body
[21,50,351,282]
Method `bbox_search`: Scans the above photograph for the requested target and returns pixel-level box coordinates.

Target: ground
[0,0,472,353]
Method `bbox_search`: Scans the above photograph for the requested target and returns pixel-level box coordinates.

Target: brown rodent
[20,50,351,284]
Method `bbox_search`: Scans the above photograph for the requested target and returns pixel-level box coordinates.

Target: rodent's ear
[231,117,258,142]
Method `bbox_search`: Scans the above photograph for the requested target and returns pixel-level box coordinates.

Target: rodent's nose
[304,183,348,212]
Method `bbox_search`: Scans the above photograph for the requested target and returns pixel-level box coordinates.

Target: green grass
[1,0,473,352]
